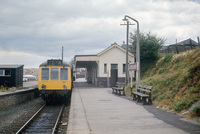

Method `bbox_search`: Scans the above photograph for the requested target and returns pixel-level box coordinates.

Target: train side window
[0,70,4,76]
[60,68,68,80]
[42,68,49,80]
[51,68,58,80]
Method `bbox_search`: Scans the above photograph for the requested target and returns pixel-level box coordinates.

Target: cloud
[0,0,199,67]
[0,50,50,68]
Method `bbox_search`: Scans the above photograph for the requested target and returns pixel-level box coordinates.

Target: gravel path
[0,98,45,133]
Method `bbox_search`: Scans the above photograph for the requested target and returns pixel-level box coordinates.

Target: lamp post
[122,15,140,86]
[125,20,129,86]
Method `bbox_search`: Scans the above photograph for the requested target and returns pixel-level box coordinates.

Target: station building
[75,43,134,87]
[0,65,24,87]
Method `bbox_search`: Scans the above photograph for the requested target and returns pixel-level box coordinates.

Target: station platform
[23,81,38,88]
[67,79,199,134]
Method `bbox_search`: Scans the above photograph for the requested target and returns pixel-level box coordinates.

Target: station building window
[5,70,11,76]
[0,69,11,76]
[104,63,107,73]
[123,64,126,74]
[42,68,49,80]
[0,70,4,76]
[51,68,58,80]
[60,68,68,80]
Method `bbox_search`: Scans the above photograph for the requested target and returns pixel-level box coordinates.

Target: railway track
[16,103,64,134]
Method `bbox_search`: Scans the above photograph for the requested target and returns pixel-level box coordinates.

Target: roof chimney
[111,42,117,46]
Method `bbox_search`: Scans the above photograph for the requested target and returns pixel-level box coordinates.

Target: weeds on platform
[0,85,18,92]
[0,85,7,92]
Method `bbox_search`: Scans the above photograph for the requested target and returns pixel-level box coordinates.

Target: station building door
[111,64,118,87]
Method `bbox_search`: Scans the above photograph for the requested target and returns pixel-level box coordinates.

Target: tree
[130,31,165,76]
[130,31,165,61]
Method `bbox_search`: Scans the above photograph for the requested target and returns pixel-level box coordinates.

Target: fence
[159,45,200,54]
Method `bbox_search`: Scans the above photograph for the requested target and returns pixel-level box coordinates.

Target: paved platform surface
[67,79,200,134]
[23,81,38,88]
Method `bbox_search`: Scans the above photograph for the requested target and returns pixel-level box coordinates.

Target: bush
[158,68,166,74]
[183,63,200,82]
[166,80,172,85]
[189,88,199,94]
[192,105,200,116]
[130,31,165,77]
[187,100,194,107]
[152,94,156,100]
[168,92,175,99]
[174,100,187,112]
[152,88,158,94]
[157,93,166,101]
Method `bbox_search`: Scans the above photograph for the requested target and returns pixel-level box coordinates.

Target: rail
[52,104,64,134]
[16,104,46,134]
[16,104,64,134]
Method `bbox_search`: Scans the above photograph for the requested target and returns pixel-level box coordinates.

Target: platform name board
[47,60,62,65]
[129,63,137,71]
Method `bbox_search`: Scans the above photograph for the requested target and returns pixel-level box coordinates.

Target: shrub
[183,63,200,82]
[152,94,156,100]
[192,105,200,116]
[157,93,166,101]
[187,100,194,107]
[189,88,199,94]
[166,80,172,85]
[152,88,158,94]
[174,100,187,112]
[158,68,166,74]
[169,92,175,99]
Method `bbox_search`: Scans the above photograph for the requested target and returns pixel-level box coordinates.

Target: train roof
[39,59,70,67]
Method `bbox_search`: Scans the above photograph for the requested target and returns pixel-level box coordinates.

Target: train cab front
[38,59,72,103]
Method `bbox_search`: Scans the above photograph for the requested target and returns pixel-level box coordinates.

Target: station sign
[129,63,137,71]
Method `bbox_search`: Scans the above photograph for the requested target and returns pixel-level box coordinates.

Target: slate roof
[97,42,134,57]
[171,38,199,46]
[0,64,24,69]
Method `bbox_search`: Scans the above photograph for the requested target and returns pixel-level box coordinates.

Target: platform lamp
[122,15,140,87]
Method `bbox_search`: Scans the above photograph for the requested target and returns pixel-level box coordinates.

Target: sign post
[129,62,137,94]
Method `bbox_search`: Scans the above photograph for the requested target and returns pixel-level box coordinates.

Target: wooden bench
[132,84,152,105]
[112,82,125,96]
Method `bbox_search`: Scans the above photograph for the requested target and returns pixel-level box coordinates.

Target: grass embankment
[126,48,200,120]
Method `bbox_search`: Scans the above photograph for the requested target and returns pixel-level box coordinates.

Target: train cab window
[51,68,58,80]
[42,68,49,80]
[60,68,68,80]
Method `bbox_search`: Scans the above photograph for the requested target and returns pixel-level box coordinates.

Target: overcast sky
[0,0,199,68]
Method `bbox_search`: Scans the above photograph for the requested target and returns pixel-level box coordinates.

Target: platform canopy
[75,55,98,68]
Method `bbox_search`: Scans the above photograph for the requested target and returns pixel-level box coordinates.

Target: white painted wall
[98,46,134,77]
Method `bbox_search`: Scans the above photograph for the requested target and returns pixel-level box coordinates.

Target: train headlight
[42,84,46,89]
[63,85,67,89]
